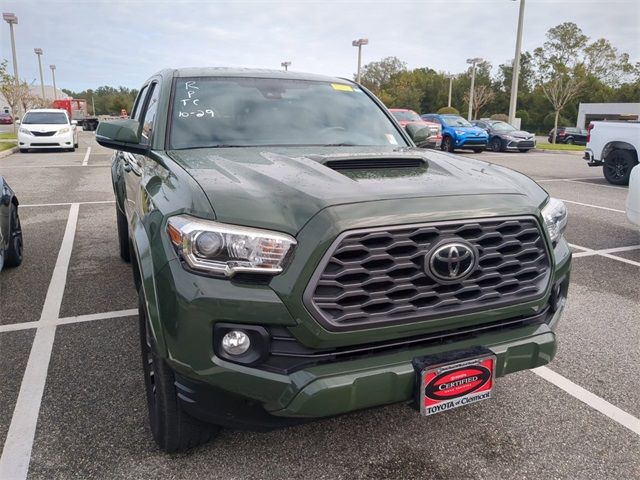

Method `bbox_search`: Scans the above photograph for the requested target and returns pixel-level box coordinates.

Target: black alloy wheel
[441,136,454,153]
[138,290,219,452]
[603,149,637,185]
[4,203,23,268]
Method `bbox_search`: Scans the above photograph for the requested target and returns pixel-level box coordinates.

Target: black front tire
[565,137,574,145]
[116,205,131,262]
[519,149,530,153]
[473,148,485,153]
[441,136,454,153]
[4,203,23,268]
[490,138,502,152]
[139,290,219,452]
[603,149,637,185]
[19,148,28,153]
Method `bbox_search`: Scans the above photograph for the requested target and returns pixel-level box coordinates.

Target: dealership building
[576,102,640,128]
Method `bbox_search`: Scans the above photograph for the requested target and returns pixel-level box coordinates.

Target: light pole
[281,61,291,72]
[34,48,46,100]
[466,57,482,121]
[508,0,525,126]
[3,12,20,120]
[447,74,454,108]
[352,38,368,84]
[50,64,57,100]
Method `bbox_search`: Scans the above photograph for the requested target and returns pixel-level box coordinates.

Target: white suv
[17,109,78,152]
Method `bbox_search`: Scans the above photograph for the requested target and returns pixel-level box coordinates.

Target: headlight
[166,215,296,277]
[18,127,31,136]
[57,127,70,134]
[455,130,466,135]
[541,198,568,243]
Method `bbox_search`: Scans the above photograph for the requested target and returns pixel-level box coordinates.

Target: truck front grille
[304,217,551,331]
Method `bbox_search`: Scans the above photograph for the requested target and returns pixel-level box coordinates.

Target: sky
[1,0,639,92]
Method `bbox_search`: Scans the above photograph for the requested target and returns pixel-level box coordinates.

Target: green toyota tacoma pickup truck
[96,68,571,452]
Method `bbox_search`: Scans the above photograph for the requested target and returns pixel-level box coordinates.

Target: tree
[463,85,495,119]
[584,38,635,86]
[533,22,589,79]
[542,75,584,143]
[498,52,534,93]
[0,60,30,130]
[62,85,138,115]
[22,91,48,110]
[358,56,407,95]
[437,106,459,114]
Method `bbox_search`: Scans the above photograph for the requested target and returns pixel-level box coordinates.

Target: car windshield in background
[169,77,407,149]
[22,112,68,124]
[391,110,421,122]
[442,116,472,127]
[492,122,516,132]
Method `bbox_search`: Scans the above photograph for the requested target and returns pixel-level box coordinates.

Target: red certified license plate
[419,354,495,416]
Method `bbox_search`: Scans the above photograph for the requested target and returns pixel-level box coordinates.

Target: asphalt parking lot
[0,132,638,479]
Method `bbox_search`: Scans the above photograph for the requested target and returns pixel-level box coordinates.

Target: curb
[533,148,585,156]
[0,146,18,158]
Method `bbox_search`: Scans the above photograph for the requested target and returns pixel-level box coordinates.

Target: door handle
[120,151,132,172]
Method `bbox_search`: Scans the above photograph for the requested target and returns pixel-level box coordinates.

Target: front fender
[131,214,168,357]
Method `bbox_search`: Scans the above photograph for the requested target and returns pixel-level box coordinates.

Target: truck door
[123,81,160,225]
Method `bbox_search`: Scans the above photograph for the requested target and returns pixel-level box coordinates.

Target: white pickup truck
[584,121,640,185]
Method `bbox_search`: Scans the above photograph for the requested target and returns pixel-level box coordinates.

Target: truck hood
[167,146,547,235]
[499,130,534,139]
[450,126,487,136]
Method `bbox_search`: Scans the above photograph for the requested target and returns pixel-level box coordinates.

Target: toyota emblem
[427,241,477,282]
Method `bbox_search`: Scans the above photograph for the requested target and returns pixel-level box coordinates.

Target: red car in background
[389,108,441,149]
[0,113,13,125]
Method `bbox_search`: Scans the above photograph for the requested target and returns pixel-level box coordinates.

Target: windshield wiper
[320,143,358,147]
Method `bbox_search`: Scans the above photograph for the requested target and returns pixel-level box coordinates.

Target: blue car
[421,114,488,153]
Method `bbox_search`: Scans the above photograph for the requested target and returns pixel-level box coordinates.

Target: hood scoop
[323,156,426,171]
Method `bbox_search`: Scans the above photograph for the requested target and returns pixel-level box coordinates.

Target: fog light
[221,330,251,356]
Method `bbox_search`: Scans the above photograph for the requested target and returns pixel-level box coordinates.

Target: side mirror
[15,119,20,125]
[96,119,147,154]
[71,120,78,126]
[405,123,431,147]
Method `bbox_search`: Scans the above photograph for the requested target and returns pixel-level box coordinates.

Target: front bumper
[176,303,564,428]
[504,139,536,151]
[455,137,488,149]
[18,131,74,149]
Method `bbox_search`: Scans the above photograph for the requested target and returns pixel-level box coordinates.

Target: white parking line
[0,164,108,169]
[82,147,91,166]
[537,178,627,190]
[20,200,115,208]
[564,179,627,190]
[0,204,79,480]
[536,177,601,183]
[559,199,625,213]
[569,243,640,267]
[533,367,640,436]
[572,244,640,258]
[0,309,138,333]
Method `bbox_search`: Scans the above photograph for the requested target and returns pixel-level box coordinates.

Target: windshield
[391,110,421,122]
[491,121,516,132]
[442,115,472,127]
[23,112,68,125]
[169,77,407,149]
